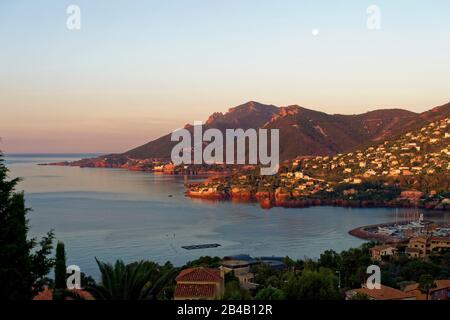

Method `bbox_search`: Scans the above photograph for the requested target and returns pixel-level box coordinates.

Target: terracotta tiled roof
[176,268,222,282]
[371,244,397,251]
[70,289,94,300]
[174,284,216,298]
[434,279,450,290]
[405,280,450,293]
[33,287,94,300]
[33,287,53,300]
[351,285,415,300]
[403,284,417,292]
[430,236,450,242]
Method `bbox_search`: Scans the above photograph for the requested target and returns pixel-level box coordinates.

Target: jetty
[181,243,222,250]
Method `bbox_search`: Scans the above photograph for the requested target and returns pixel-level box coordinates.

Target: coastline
[10,154,450,278]
[41,157,450,212]
[185,187,450,211]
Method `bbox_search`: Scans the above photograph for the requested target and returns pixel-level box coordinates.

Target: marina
[349,211,450,243]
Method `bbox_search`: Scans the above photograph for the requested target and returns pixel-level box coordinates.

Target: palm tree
[86,258,176,300]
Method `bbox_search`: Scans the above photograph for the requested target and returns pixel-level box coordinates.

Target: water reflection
[5,154,450,278]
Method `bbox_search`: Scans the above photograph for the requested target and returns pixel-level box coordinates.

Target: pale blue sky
[1,0,449,152]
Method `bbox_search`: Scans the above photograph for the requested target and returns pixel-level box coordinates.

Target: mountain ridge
[123,101,450,161]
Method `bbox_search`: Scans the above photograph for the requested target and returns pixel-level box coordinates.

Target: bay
[5,154,450,278]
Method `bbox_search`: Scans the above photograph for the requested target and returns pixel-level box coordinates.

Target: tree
[81,272,96,288]
[86,259,176,300]
[283,268,341,300]
[223,279,251,300]
[399,260,439,282]
[339,246,372,288]
[251,263,280,287]
[0,153,54,300]
[184,256,221,268]
[255,286,285,300]
[418,274,436,301]
[54,242,67,289]
[318,250,341,270]
[52,241,67,300]
[349,292,370,300]
[224,270,239,283]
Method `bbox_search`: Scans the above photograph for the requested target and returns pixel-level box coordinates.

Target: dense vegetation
[0,153,55,300]
[148,244,449,300]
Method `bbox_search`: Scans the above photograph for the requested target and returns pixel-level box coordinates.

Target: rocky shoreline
[41,157,449,212]
[185,186,450,211]
[40,157,235,176]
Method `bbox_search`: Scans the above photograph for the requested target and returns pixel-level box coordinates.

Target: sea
[4,154,450,278]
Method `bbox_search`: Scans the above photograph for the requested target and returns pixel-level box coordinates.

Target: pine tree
[54,242,67,290]
[0,153,55,300]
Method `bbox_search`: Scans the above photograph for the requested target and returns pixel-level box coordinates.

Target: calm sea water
[5,154,450,278]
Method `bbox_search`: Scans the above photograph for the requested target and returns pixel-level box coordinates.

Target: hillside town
[295,117,450,193]
[186,117,450,210]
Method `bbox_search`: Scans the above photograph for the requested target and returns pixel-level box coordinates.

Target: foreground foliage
[0,153,54,300]
[86,259,176,300]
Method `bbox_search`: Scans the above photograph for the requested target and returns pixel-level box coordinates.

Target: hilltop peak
[227,101,277,114]
[122,101,450,161]
[205,112,224,125]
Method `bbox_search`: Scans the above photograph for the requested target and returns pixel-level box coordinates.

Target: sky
[1,0,450,153]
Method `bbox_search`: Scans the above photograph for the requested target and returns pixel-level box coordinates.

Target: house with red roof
[370,244,398,261]
[33,287,94,300]
[174,267,225,300]
[404,280,450,300]
[345,284,416,300]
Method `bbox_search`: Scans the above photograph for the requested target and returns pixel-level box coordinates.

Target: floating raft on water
[182,243,221,250]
